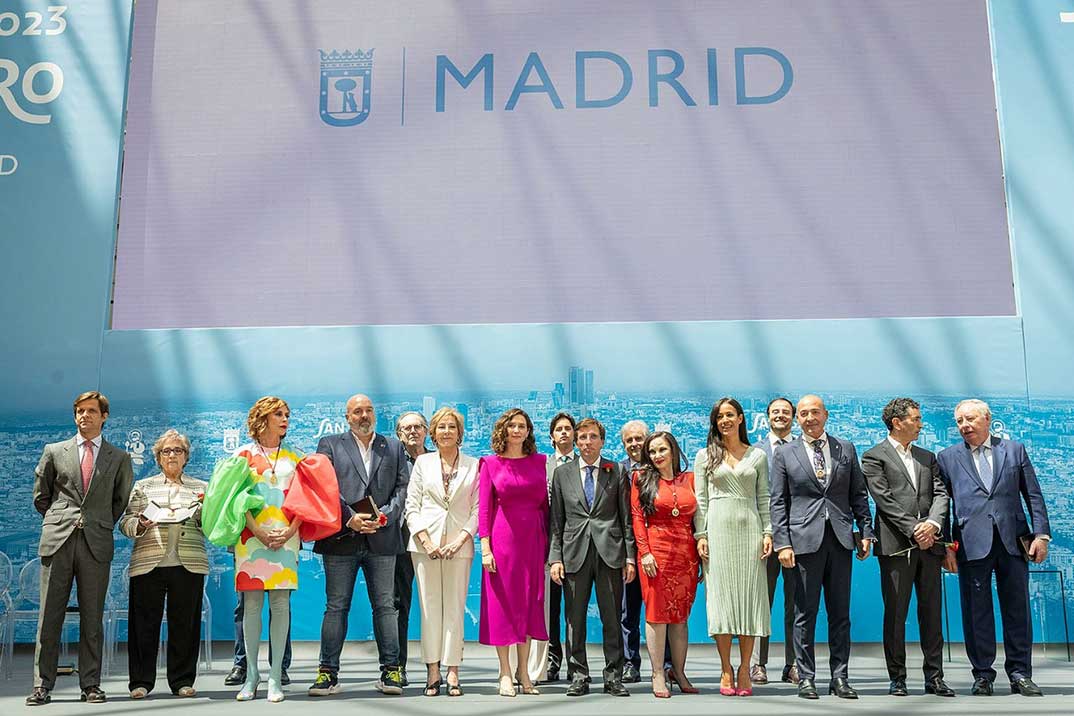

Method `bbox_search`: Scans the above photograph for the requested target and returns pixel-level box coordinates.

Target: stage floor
[3,642,1071,714]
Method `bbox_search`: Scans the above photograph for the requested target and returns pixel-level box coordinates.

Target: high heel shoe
[735,666,753,697]
[514,669,540,695]
[668,668,700,694]
[236,674,259,701]
[719,671,736,696]
[651,676,671,698]
[497,675,516,698]
[267,677,284,703]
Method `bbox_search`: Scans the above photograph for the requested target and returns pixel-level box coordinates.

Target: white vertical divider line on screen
[401,46,407,125]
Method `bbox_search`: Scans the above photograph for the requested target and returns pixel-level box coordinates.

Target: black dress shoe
[889,679,908,696]
[546,669,560,683]
[797,678,819,699]
[566,678,590,696]
[925,677,955,697]
[225,666,247,686]
[603,680,630,697]
[782,664,800,684]
[971,678,993,696]
[26,687,51,706]
[80,686,107,703]
[1010,678,1043,697]
[829,677,858,699]
[622,664,640,683]
[281,669,291,686]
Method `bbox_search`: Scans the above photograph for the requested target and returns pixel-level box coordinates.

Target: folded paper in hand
[143,500,198,524]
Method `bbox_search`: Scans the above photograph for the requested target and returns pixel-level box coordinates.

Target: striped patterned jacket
[119,472,209,577]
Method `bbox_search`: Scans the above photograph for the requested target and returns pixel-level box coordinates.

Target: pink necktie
[81,441,94,494]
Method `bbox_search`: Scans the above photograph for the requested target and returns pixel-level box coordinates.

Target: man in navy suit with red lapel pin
[550,418,636,697]
[937,399,1051,697]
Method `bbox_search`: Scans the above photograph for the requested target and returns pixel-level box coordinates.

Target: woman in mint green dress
[694,397,773,696]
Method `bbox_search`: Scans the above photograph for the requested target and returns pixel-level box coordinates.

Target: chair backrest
[0,550,13,594]
[106,563,130,609]
[16,558,42,609]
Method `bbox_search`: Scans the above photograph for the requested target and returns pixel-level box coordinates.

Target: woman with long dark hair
[694,398,773,696]
[631,431,700,697]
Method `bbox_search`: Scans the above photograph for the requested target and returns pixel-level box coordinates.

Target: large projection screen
[113,0,1015,329]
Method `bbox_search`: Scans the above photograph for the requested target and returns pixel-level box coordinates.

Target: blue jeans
[318,551,398,672]
[232,592,292,670]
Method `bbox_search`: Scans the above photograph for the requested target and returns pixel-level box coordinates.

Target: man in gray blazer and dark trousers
[861,398,953,697]
[310,394,410,696]
[550,418,636,697]
[27,391,134,706]
[770,395,874,700]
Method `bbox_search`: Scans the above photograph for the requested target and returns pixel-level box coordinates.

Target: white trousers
[507,568,550,683]
[413,552,472,666]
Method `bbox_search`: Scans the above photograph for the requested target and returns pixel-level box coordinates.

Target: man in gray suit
[751,397,799,685]
[861,397,953,698]
[550,418,636,697]
[28,391,134,705]
[769,394,874,700]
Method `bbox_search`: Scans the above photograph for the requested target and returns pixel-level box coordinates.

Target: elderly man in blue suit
[937,399,1050,697]
[770,394,874,700]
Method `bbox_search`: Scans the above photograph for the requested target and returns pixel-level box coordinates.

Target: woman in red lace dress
[631,431,701,697]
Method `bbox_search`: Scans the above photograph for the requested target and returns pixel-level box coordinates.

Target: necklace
[440,450,460,495]
[665,473,683,517]
[257,442,282,485]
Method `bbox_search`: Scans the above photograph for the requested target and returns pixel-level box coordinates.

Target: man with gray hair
[936,399,1050,697]
[393,411,429,687]
[618,420,649,683]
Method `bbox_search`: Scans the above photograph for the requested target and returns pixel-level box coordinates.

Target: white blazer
[405,450,480,557]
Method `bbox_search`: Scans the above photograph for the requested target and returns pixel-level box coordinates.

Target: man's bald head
[796,394,829,439]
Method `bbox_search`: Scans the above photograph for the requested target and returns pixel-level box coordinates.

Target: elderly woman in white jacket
[404,406,480,697]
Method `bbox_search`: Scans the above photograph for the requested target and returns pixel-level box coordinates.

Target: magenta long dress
[478,453,550,646]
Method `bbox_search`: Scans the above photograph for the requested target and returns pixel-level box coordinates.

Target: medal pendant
[671,507,680,517]
[815,469,825,479]
[266,469,277,485]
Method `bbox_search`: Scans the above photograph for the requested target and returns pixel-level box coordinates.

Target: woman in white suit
[405,406,479,697]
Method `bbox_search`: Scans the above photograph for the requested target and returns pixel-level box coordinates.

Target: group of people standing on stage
[26,389,1052,705]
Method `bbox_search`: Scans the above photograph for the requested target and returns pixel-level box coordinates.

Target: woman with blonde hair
[405,407,479,696]
[204,397,340,702]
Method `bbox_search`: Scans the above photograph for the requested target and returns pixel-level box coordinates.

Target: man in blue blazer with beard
[937,399,1050,697]
[310,394,410,696]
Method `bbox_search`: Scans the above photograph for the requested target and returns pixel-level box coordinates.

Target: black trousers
[958,528,1032,682]
[394,551,415,669]
[758,554,796,667]
[792,523,852,682]
[562,543,625,682]
[621,577,643,669]
[128,566,204,693]
[878,549,944,681]
[548,578,570,674]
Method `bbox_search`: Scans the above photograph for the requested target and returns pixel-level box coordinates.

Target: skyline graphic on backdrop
[2,375,1071,647]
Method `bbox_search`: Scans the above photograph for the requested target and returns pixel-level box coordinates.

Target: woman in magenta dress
[478,408,549,697]
[631,430,701,698]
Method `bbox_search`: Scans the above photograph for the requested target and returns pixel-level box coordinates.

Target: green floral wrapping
[203,456,265,547]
